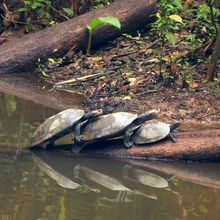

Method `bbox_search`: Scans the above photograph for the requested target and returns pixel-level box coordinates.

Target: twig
[133,89,158,96]
[1,14,28,25]
[111,50,137,60]
[47,4,70,20]
[55,70,116,87]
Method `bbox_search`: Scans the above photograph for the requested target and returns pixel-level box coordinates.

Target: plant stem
[87,30,92,55]
[159,33,165,75]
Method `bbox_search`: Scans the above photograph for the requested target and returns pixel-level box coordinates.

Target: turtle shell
[82,112,137,142]
[132,122,170,144]
[33,155,81,189]
[79,166,131,191]
[32,109,85,146]
[130,168,168,188]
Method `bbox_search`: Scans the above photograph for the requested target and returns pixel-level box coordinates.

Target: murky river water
[0,91,220,220]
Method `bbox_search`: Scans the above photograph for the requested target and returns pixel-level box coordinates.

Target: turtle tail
[170,121,181,132]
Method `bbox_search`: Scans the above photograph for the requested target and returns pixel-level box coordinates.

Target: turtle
[74,165,131,191]
[31,108,103,148]
[123,164,169,188]
[73,108,160,152]
[33,154,81,189]
[131,121,180,145]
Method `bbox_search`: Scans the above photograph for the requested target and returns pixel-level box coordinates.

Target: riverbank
[36,33,220,130]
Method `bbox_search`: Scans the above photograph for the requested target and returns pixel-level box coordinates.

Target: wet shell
[32,109,85,146]
[132,122,170,144]
[82,112,137,141]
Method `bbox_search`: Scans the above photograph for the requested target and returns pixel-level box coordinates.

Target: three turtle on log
[31,108,180,152]
[31,108,103,148]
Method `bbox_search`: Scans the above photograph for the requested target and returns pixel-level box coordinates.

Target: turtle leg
[71,144,85,154]
[73,165,81,179]
[45,140,55,149]
[123,126,138,148]
[74,121,85,144]
[169,133,177,143]
[74,110,103,144]
[123,108,160,148]
[123,121,143,148]
[123,164,133,179]
[124,130,134,148]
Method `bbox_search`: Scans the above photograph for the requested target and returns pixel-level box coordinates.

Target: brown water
[0,91,220,220]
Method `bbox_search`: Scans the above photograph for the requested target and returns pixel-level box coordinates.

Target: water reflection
[0,92,57,150]
[0,149,220,219]
[31,149,220,220]
[0,92,220,219]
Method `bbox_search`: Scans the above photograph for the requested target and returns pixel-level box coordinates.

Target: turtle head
[83,109,103,120]
[140,108,160,121]
[170,121,181,131]
[133,108,160,126]
[90,109,103,118]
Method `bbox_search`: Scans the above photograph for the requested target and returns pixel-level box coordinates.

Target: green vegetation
[86,16,121,54]
[1,0,112,32]
[149,0,220,85]
[0,0,220,87]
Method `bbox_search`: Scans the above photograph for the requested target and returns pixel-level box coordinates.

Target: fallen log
[0,0,156,73]
[82,129,220,162]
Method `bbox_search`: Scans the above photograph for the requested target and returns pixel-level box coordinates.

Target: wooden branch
[0,0,156,74]
[83,129,220,162]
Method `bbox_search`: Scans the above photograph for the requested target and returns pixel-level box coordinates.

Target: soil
[36,31,220,131]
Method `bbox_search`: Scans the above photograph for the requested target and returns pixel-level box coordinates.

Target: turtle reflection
[31,150,170,200]
[123,164,169,188]
[33,155,81,189]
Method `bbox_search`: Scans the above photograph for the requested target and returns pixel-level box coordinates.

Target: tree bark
[0,0,156,74]
[205,25,220,81]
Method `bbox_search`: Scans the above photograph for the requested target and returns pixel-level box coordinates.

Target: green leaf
[199,204,208,214]
[31,2,44,9]
[169,14,183,24]
[165,32,176,45]
[62,8,74,17]
[17,8,28,12]
[49,20,57,26]
[24,1,31,5]
[88,16,121,31]
[172,0,183,10]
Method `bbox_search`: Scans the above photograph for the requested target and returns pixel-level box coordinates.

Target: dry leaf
[87,56,103,62]
[128,78,137,86]
[188,80,199,89]
[171,63,178,77]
